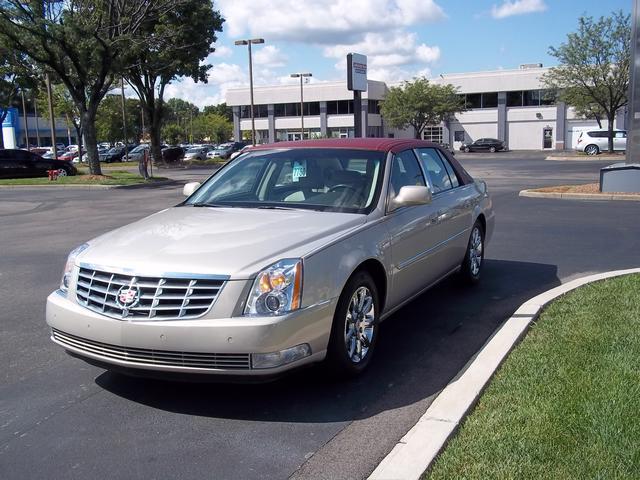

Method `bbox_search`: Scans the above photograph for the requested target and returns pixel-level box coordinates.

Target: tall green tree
[203,102,233,122]
[543,11,630,153]
[381,77,465,139]
[125,1,222,164]
[0,0,176,175]
[162,123,186,146]
[36,84,83,158]
[192,113,232,143]
[95,94,141,145]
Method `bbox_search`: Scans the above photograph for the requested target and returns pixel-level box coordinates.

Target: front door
[543,127,553,149]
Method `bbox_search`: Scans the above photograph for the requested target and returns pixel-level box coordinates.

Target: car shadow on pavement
[96,258,560,423]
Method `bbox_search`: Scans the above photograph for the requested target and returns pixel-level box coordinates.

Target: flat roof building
[226,65,627,150]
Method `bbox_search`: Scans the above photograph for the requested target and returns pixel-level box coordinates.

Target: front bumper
[46,290,334,376]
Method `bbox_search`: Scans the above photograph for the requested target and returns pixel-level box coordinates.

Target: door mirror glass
[183,182,201,197]
[389,185,431,212]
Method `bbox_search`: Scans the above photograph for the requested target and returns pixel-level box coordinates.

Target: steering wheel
[328,184,358,194]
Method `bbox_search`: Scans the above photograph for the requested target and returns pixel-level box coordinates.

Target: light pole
[120,78,129,161]
[20,89,29,150]
[45,73,57,159]
[290,73,312,140]
[235,38,264,146]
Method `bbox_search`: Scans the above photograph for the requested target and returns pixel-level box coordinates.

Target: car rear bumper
[46,290,334,376]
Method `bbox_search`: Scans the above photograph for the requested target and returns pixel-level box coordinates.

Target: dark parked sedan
[460,138,506,153]
[0,149,78,179]
[99,145,137,163]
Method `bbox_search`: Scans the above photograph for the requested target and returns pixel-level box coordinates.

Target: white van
[575,129,627,155]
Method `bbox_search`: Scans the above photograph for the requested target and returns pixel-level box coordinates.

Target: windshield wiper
[255,205,299,210]
[190,202,224,208]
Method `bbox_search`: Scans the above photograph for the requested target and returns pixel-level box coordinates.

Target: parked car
[0,149,78,178]
[161,146,185,163]
[184,146,209,161]
[575,129,627,155]
[460,138,506,153]
[99,145,137,163]
[46,138,494,380]
[209,141,247,160]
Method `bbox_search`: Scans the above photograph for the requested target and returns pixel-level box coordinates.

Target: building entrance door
[543,127,553,149]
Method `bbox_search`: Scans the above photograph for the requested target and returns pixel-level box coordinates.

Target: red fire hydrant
[47,169,59,181]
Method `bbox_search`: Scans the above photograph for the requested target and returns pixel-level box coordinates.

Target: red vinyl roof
[249,138,440,154]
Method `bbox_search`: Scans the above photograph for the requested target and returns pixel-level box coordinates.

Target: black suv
[0,149,78,179]
[460,138,506,153]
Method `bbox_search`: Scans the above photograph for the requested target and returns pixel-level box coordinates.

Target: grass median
[0,170,168,186]
[426,274,640,479]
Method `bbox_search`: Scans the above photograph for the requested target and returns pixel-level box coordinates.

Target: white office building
[226,65,626,151]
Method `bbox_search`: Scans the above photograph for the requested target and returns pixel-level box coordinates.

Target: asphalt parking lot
[1,152,639,480]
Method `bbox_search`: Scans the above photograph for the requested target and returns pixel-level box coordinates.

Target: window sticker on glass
[292,161,307,182]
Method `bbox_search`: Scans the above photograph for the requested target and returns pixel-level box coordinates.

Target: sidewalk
[546,151,625,161]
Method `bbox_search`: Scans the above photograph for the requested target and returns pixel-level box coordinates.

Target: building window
[337,100,353,114]
[240,105,268,118]
[540,89,556,106]
[326,101,338,115]
[328,127,354,138]
[454,131,465,142]
[506,91,523,107]
[368,100,381,114]
[482,92,498,108]
[524,90,541,106]
[466,93,482,109]
[305,102,320,116]
[422,126,443,144]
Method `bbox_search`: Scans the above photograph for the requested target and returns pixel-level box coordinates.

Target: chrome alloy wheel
[344,286,375,363]
[469,226,483,276]
[57,168,68,177]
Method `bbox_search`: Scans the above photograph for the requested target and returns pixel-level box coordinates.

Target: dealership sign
[347,53,367,92]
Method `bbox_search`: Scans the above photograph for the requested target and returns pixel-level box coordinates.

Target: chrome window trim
[413,147,464,196]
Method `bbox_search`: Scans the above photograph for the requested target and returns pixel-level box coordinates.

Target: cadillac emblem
[116,284,140,309]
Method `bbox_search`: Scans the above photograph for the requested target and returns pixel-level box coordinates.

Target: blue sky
[163,0,632,107]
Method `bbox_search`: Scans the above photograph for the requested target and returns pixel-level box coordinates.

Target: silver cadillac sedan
[46,138,494,379]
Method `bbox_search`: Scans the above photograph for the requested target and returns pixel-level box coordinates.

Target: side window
[436,150,460,188]
[389,150,425,197]
[615,131,627,138]
[415,148,454,193]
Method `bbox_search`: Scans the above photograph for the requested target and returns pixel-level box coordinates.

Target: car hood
[78,206,366,279]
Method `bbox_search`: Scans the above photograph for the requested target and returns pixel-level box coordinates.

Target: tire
[489,146,496,153]
[325,270,380,378]
[464,146,470,153]
[459,220,485,285]
[57,167,69,177]
[585,144,599,156]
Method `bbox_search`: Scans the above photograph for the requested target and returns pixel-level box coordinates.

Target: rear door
[614,131,627,151]
[0,151,23,178]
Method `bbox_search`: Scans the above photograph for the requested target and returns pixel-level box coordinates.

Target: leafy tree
[193,113,232,143]
[543,11,630,152]
[125,2,222,164]
[162,123,186,145]
[164,98,200,124]
[0,46,35,148]
[0,0,177,175]
[380,77,465,139]
[203,103,233,122]
[36,83,83,158]
[95,94,142,146]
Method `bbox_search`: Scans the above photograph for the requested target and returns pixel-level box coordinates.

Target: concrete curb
[368,268,640,480]
[519,189,640,201]
[545,155,624,161]
[0,180,176,190]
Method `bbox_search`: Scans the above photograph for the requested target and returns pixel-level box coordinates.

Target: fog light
[252,344,311,369]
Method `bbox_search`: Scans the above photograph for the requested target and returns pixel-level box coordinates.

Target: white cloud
[253,45,287,68]
[491,0,547,19]
[218,0,445,44]
[210,45,232,58]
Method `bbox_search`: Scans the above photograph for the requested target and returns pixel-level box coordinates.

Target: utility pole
[120,78,129,161]
[235,38,265,145]
[33,95,41,147]
[290,73,312,140]
[45,73,57,159]
[20,90,29,150]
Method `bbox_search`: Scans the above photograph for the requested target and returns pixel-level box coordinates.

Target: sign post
[347,53,367,138]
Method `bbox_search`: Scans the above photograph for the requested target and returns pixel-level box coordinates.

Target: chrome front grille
[52,328,251,370]
[75,267,225,320]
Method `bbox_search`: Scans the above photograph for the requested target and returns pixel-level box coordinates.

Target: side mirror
[389,185,432,212]
[183,182,201,197]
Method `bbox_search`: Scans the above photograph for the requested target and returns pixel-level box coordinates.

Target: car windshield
[187,148,203,153]
[130,146,146,153]
[185,148,386,213]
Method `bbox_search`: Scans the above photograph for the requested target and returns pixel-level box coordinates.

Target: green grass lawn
[426,274,640,479]
[0,170,167,186]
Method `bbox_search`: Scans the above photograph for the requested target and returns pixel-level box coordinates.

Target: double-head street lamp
[290,72,312,140]
[235,38,264,146]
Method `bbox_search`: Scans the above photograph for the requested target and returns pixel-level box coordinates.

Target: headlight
[244,259,302,316]
[60,243,89,294]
